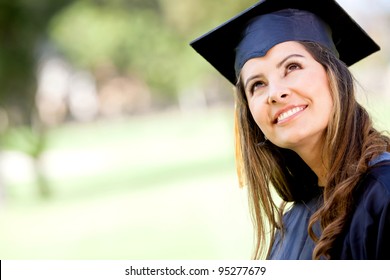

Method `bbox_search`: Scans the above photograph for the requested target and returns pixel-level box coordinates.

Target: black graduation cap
[190,0,380,85]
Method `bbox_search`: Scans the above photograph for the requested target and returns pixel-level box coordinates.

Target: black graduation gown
[269,153,390,260]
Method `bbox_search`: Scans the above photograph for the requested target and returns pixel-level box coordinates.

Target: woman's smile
[274,105,308,124]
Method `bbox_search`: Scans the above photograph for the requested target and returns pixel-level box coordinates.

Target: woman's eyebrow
[276,54,304,68]
[244,74,263,90]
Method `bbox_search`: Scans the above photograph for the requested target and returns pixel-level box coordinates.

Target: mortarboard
[190,0,380,85]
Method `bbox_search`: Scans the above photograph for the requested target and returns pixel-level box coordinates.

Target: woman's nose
[267,83,291,104]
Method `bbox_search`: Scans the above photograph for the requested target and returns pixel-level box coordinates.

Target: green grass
[0,108,253,259]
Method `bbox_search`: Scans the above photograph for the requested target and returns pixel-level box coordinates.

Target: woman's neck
[294,143,328,187]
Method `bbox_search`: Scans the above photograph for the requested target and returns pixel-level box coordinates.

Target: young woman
[191,0,390,259]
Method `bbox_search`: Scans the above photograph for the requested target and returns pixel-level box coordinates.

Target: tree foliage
[0,0,257,123]
[48,0,257,100]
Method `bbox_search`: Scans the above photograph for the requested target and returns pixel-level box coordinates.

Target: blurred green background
[0,0,389,259]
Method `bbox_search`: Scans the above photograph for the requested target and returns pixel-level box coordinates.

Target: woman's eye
[286,63,301,73]
[251,81,265,93]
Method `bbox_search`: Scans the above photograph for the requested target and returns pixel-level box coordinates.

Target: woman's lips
[274,105,307,124]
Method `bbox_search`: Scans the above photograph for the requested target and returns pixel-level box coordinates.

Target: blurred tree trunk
[0,0,74,198]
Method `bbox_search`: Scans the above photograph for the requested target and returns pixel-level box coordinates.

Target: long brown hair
[234,41,390,259]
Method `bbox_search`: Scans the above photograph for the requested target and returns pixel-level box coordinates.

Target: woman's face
[240,41,333,155]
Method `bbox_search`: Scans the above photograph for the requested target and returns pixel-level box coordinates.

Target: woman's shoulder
[335,158,390,259]
[364,152,390,188]
[357,160,390,214]
[365,158,390,193]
